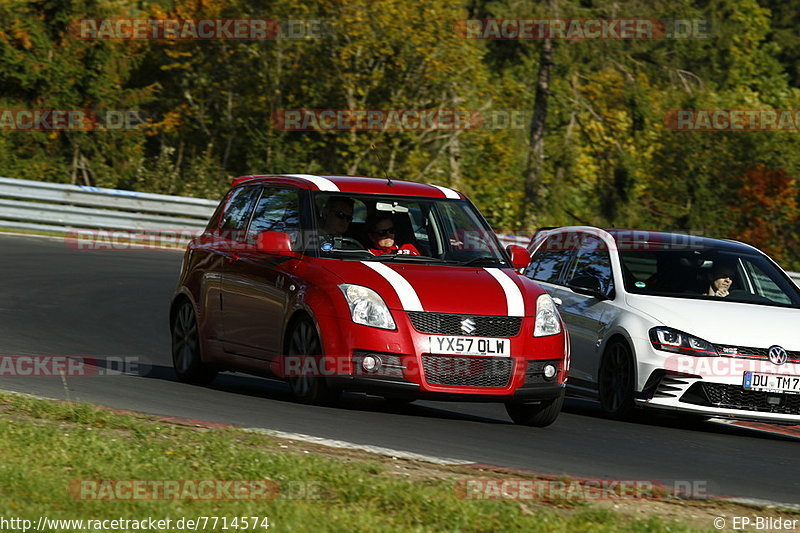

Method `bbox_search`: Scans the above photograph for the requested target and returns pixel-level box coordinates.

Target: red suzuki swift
[170,174,569,426]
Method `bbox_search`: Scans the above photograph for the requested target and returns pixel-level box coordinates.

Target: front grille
[408,312,522,337]
[714,344,800,362]
[681,382,800,415]
[421,355,513,387]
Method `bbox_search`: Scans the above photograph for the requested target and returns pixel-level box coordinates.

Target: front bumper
[312,311,568,401]
[636,363,800,424]
[330,374,565,402]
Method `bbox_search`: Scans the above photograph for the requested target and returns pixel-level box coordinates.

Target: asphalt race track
[0,234,797,506]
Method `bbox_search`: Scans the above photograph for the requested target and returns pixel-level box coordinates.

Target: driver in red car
[320,196,355,237]
[366,213,420,256]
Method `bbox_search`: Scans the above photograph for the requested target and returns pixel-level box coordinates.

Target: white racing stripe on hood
[361,262,423,312]
[483,268,525,316]
[283,174,340,192]
[430,184,460,199]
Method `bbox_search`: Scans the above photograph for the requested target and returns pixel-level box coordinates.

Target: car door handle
[552,297,562,306]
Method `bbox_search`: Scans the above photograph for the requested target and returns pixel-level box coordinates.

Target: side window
[218,186,260,241]
[247,187,302,248]
[567,234,614,294]
[525,234,576,285]
[743,259,792,304]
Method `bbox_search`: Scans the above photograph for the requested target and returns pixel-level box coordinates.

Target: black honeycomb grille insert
[681,382,800,415]
[421,355,513,387]
[408,312,522,337]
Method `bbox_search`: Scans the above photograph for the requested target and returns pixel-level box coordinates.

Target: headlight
[339,284,396,330]
[533,293,562,337]
[648,327,718,356]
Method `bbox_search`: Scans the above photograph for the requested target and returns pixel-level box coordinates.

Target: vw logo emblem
[768,345,788,365]
[460,318,476,335]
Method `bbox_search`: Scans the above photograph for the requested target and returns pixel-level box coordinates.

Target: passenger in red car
[366,214,420,256]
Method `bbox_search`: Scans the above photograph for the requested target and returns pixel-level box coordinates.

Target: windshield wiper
[460,256,508,266]
[323,249,374,258]
[365,254,456,263]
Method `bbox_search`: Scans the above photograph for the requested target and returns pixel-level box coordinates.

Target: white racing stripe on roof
[283,174,340,192]
[361,262,424,312]
[483,268,525,317]
[429,184,460,199]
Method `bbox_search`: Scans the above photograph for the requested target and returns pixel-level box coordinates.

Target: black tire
[598,340,636,419]
[286,318,340,405]
[171,301,217,385]
[505,390,564,427]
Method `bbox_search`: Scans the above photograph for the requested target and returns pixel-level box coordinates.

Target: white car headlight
[339,284,396,330]
[649,327,719,357]
[534,293,562,337]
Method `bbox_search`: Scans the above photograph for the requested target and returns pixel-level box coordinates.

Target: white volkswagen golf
[525,227,800,424]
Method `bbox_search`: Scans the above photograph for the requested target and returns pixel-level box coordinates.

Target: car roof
[606,229,759,253]
[230,174,463,199]
[532,226,760,254]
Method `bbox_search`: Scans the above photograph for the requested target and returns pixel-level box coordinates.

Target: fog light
[543,364,557,380]
[362,355,381,372]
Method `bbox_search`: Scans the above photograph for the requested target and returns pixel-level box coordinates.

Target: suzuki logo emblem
[460,318,476,334]
[768,345,788,365]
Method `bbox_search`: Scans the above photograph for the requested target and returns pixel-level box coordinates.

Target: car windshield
[619,247,800,308]
[309,192,508,266]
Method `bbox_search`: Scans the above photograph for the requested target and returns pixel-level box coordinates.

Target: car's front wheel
[598,339,636,419]
[171,301,217,385]
[505,390,564,427]
[286,317,340,405]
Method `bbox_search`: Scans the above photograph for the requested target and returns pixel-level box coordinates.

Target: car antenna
[370,143,392,186]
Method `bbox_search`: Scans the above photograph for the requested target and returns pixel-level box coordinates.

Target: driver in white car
[706,261,736,298]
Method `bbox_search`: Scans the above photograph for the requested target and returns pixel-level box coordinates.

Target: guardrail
[0,176,217,236]
[0,176,798,285]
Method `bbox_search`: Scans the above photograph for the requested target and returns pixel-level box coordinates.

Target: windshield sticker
[635,281,646,288]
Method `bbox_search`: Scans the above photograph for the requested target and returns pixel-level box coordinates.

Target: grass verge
[0,392,779,532]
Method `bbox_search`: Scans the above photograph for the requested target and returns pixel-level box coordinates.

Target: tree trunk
[523,37,553,222]
[448,133,463,190]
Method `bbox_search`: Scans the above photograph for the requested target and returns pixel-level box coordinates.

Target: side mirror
[256,231,296,257]
[568,274,606,300]
[506,244,531,270]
